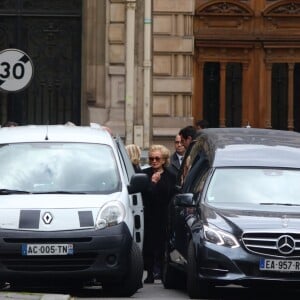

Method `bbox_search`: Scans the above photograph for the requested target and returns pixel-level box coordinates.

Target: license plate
[22,243,74,256]
[259,258,300,272]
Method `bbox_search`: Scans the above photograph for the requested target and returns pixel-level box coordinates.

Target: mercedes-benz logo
[42,212,53,224]
[276,235,295,255]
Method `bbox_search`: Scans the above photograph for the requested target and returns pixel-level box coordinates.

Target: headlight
[95,201,126,229]
[203,225,239,248]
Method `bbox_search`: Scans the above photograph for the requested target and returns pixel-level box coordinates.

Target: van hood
[0,193,123,231]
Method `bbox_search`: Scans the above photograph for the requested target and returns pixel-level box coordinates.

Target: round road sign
[0,48,34,92]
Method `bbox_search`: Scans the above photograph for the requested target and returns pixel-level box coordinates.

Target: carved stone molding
[194,1,253,35]
[264,46,300,63]
[195,0,253,17]
[263,1,300,17]
[126,2,136,10]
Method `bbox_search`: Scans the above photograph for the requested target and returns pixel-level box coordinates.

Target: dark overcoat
[167,151,182,178]
[142,167,176,270]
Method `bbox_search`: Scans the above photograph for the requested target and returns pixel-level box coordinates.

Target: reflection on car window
[0,143,121,194]
[205,168,300,205]
[193,169,210,194]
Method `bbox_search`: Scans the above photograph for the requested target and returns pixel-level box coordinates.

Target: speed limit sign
[0,48,34,92]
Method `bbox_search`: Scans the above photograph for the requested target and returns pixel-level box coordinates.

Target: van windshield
[205,168,300,206]
[0,143,121,194]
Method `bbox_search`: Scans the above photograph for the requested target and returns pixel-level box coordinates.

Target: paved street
[3,271,300,300]
[3,281,300,300]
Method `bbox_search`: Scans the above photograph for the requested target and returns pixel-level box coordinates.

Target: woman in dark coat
[142,144,176,283]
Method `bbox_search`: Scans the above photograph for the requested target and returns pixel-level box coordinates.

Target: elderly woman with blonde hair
[142,144,176,283]
[125,144,142,173]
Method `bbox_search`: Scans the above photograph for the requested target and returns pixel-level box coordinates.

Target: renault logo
[276,235,295,255]
[42,212,53,224]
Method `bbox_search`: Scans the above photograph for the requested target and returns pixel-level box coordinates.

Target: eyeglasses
[149,156,161,162]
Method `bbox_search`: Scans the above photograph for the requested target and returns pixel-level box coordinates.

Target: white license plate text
[260,258,300,272]
[22,243,74,256]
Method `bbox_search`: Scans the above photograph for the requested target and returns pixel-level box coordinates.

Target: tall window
[271,63,288,130]
[294,63,300,132]
[226,63,242,127]
[203,62,220,127]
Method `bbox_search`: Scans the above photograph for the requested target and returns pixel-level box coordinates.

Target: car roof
[192,127,300,168]
[0,124,114,145]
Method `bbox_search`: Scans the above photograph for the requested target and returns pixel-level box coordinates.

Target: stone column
[265,63,272,128]
[125,0,136,145]
[143,0,152,149]
[242,63,249,127]
[193,59,204,121]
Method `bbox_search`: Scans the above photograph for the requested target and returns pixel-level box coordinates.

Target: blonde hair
[148,144,170,167]
[126,144,141,166]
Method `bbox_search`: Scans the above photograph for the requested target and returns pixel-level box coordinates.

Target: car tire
[187,240,212,299]
[0,282,8,290]
[162,244,186,289]
[102,241,143,297]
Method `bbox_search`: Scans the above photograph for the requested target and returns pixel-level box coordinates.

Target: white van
[0,124,147,296]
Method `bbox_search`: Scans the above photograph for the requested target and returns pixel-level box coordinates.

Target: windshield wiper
[260,202,300,206]
[0,189,31,195]
[32,191,87,194]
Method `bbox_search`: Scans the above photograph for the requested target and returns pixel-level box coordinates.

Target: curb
[0,292,72,300]
[41,295,72,300]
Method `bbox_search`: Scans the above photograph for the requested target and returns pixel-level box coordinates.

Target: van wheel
[187,240,212,299]
[102,241,143,297]
[162,244,186,289]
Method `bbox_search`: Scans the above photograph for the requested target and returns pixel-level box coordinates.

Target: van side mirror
[127,173,148,194]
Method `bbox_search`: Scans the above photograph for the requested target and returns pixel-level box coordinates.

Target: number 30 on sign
[0,48,34,92]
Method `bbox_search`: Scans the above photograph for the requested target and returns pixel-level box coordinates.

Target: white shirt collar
[176,154,183,163]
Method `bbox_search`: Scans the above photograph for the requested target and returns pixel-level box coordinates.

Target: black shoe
[153,272,161,280]
[143,275,154,284]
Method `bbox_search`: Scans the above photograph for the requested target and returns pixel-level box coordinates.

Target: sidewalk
[0,291,72,300]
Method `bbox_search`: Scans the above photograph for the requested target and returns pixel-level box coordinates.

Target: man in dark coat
[168,134,185,178]
[177,125,197,186]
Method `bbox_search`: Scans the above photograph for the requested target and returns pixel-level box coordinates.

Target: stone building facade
[83,0,300,149]
[83,0,194,149]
